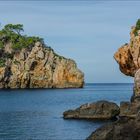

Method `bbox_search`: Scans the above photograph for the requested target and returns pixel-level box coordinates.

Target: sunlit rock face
[114,24,140,99]
[113,21,140,120]
[114,26,140,77]
[87,20,140,140]
[0,42,84,88]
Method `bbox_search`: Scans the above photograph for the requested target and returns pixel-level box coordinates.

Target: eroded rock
[0,42,84,88]
[114,25,140,77]
[63,100,120,120]
[87,20,140,140]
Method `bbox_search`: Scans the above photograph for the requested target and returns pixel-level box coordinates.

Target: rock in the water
[87,115,140,140]
[114,20,140,107]
[63,100,120,120]
[87,20,140,140]
[0,41,84,88]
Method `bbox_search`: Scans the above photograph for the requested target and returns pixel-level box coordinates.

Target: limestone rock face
[63,100,120,120]
[0,42,84,88]
[114,26,140,77]
[133,69,140,99]
[87,21,140,140]
[114,24,140,118]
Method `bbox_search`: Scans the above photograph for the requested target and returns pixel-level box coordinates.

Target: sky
[0,0,140,83]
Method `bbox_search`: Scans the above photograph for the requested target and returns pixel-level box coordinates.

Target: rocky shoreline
[63,20,140,140]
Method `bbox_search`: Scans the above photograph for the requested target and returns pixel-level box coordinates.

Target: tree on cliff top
[4,24,24,35]
[0,23,43,50]
[134,19,140,36]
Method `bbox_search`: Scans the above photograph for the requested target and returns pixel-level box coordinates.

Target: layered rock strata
[0,42,84,88]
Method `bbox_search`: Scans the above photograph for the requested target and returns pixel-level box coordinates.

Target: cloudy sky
[0,0,140,83]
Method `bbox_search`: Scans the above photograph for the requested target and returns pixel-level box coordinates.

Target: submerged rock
[63,100,120,120]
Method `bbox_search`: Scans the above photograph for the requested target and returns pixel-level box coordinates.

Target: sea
[0,83,133,140]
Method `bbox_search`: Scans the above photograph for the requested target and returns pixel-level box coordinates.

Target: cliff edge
[114,19,140,77]
[87,19,140,140]
[114,19,140,99]
[0,23,84,88]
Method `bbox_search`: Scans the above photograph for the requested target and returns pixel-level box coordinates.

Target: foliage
[12,36,42,50]
[133,19,140,36]
[0,59,5,67]
[4,24,24,35]
[0,23,44,50]
[0,41,3,48]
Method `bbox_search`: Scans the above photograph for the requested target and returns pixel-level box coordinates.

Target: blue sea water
[0,83,133,140]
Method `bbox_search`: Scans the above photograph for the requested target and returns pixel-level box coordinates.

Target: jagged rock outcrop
[86,20,140,140]
[63,100,120,120]
[114,20,140,103]
[114,25,140,77]
[0,41,84,88]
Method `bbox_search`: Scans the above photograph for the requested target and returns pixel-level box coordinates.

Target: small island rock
[63,100,120,120]
[0,24,84,88]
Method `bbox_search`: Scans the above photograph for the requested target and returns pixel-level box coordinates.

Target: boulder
[63,100,120,120]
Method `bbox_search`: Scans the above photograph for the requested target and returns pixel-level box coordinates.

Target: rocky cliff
[0,24,84,88]
[114,25,140,77]
[86,19,140,140]
[114,19,140,99]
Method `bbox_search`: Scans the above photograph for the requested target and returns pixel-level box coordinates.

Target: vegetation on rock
[0,23,84,88]
[0,59,5,67]
[0,23,44,67]
[133,19,140,36]
[0,23,43,50]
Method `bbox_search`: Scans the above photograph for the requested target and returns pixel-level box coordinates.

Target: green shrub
[133,19,140,36]
[0,59,5,67]
[0,41,4,48]
[4,24,24,35]
[0,23,44,50]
